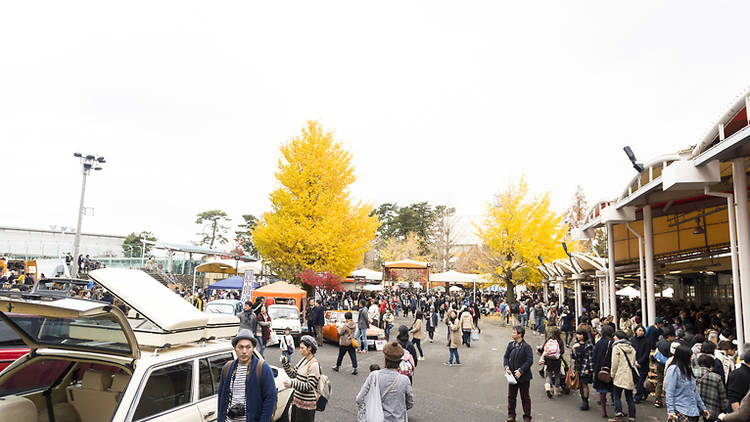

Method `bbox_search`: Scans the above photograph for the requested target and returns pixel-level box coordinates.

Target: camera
[227,403,246,418]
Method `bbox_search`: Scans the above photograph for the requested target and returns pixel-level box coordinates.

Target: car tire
[278,395,293,422]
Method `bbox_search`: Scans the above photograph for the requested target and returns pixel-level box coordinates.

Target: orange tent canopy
[383,259,429,269]
[251,281,307,311]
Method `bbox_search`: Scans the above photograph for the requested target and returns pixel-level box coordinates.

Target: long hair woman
[540,327,565,398]
[410,310,424,360]
[282,335,321,422]
[571,327,594,410]
[592,325,614,418]
[665,344,709,422]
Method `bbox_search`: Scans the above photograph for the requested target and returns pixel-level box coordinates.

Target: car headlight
[378,332,385,339]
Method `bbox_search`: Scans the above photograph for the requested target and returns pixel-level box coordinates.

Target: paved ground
[265,315,669,421]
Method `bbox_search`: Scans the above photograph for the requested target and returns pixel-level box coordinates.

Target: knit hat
[383,341,404,363]
[232,329,258,347]
[300,335,318,353]
[654,317,663,324]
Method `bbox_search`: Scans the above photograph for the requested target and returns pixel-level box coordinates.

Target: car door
[129,360,202,422]
[194,353,233,422]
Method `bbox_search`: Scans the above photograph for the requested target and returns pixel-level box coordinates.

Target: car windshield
[268,307,299,320]
[205,304,235,314]
[7,313,132,356]
[35,280,76,292]
[0,320,24,347]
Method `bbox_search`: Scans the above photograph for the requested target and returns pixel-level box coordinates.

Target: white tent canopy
[430,270,478,283]
[657,287,674,298]
[362,283,383,291]
[449,285,463,293]
[352,268,383,281]
[616,286,641,298]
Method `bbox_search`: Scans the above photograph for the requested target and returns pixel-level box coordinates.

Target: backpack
[303,358,332,412]
[543,339,561,359]
[510,303,520,314]
[398,349,415,377]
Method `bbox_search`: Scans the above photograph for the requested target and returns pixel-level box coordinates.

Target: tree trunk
[505,271,515,303]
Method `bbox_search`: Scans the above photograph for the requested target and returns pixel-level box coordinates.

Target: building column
[607,223,618,324]
[573,275,583,327]
[643,205,657,326]
[733,157,750,349]
[543,281,549,302]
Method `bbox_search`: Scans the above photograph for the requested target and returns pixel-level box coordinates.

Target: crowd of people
[495,291,749,422]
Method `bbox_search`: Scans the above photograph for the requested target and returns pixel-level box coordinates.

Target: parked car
[31,277,91,296]
[0,268,293,422]
[204,299,243,316]
[0,321,28,372]
[267,304,302,341]
[322,310,385,349]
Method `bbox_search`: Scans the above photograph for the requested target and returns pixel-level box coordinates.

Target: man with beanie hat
[217,329,277,422]
[356,341,414,421]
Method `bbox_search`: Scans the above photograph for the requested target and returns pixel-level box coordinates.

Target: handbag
[267,330,279,346]
[565,366,580,390]
[471,329,480,341]
[348,327,359,349]
[597,341,612,383]
[505,372,518,385]
[364,371,398,422]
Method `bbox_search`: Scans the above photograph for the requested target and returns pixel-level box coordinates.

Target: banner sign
[240,270,255,304]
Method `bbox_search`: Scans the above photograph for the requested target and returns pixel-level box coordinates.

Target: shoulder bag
[621,350,639,386]
[597,341,613,384]
[347,326,359,349]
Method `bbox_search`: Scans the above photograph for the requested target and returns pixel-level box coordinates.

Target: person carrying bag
[356,342,414,422]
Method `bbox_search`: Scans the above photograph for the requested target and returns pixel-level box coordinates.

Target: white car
[267,305,302,342]
[0,268,293,422]
[204,299,243,316]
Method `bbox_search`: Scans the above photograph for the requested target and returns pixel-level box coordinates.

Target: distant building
[0,226,126,259]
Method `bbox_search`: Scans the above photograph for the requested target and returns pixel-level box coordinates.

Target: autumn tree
[252,121,379,288]
[195,210,231,248]
[122,231,157,258]
[377,233,429,264]
[234,214,259,257]
[477,177,567,303]
[565,185,589,231]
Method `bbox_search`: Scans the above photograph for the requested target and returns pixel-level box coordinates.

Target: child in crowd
[279,327,295,361]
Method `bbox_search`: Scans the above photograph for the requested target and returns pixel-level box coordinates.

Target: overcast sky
[2,1,750,246]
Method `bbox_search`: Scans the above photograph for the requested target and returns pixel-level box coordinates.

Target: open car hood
[0,295,140,360]
[88,269,238,347]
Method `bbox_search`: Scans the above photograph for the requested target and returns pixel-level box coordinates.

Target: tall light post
[71,153,105,277]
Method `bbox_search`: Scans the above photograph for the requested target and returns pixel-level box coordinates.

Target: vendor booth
[251,281,307,313]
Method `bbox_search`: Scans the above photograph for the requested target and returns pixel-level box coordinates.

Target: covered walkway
[553,89,750,352]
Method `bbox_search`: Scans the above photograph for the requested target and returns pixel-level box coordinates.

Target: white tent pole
[192,268,197,298]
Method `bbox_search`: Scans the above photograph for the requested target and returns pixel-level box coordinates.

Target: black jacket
[630,334,651,367]
[727,363,750,406]
[503,339,533,383]
[592,338,613,391]
[311,305,325,326]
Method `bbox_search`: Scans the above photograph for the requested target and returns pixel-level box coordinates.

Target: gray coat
[358,307,370,330]
[356,369,413,422]
[239,310,258,336]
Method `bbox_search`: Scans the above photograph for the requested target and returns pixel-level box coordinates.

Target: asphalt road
[264,315,669,421]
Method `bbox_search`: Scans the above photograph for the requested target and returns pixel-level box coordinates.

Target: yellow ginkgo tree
[252,121,379,288]
[476,177,567,303]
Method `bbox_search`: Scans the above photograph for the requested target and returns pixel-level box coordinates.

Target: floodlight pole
[71,153,104,278]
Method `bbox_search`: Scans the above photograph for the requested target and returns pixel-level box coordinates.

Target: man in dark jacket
[238,301,258,336]
[310,300,325,345]
[727,346,750,412]
[504,325,533,422]
[630,326,651,402]
[217,330,277,422]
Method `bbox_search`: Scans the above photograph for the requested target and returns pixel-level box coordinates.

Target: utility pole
[71,153,105,278]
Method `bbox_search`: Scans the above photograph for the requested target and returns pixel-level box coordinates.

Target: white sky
[2,1,750,246]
